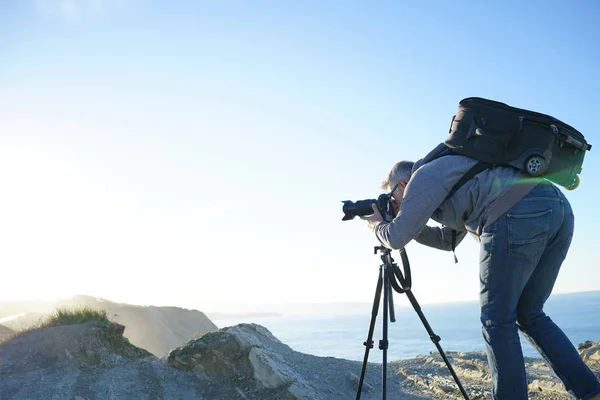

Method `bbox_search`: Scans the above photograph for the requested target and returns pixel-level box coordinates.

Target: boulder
[167,323,323,399]
[579,341,600,363]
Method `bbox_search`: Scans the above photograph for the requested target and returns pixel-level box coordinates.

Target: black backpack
[415,97,593,262]
[417,97,592,194]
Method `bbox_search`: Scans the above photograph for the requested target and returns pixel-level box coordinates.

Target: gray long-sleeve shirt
[373,154,536,251]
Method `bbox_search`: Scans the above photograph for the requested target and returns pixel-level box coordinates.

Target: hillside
[0,295,217,357]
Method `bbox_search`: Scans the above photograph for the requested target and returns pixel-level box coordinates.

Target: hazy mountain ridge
[0,295,217,358]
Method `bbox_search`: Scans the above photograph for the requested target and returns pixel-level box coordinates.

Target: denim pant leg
[517,192,600,400]
[479,185,562,400]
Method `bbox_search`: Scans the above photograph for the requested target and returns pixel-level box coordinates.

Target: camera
[341,193,393,221]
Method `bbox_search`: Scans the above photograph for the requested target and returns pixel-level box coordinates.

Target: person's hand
[360,203,384,230]
[391,199,399,217]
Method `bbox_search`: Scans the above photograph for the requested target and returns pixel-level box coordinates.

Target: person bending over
[361,156,600,400]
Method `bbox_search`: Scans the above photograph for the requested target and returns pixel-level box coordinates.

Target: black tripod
[355,246,470,400]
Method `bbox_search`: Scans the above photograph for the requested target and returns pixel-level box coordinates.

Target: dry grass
[39,306,110,328]
[4,306,112,337]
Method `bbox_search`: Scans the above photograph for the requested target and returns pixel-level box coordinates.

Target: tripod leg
[381,264,390,400]
[405,289,471,400]
[388,280,396,323]
[356,266,383,400]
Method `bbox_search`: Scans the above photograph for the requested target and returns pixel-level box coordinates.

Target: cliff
[1,320,598,399]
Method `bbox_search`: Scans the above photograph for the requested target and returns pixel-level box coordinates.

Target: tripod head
[374,245,391,255]
[374,246,412,293]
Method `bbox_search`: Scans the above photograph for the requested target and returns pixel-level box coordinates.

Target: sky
[1,0,599,313]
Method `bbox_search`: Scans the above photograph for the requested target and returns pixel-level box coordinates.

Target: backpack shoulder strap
[447,161,492,263]
[446,161,492,201]
[412,143,453,175]
[415,146,492,263]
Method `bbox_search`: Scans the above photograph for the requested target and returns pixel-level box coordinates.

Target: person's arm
[372,167,453,250]
[414,225,468,251]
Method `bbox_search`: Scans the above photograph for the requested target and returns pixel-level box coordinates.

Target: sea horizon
[209,290,600,363]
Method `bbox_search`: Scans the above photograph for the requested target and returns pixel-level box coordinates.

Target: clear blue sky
[1,0,599,312]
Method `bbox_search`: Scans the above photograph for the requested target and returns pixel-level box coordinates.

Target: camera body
[342,193,393,221]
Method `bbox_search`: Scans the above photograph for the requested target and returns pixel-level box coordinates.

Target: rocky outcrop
[393,351,594,399]
[167,324,327,399]
[579,341,600,364]
[0,322,426,399]
[0,322,151,371]
[165,324,600,400]
[0,321,206,400]
[0,321,598,400]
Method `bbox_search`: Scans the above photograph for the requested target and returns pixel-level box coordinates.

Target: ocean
[210,291,600,364]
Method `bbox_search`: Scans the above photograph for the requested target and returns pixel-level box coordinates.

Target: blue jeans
[479,181,600,399]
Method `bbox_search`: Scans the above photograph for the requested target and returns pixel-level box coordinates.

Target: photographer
[361,156,600,400]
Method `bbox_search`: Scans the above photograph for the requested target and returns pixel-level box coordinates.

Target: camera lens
[342,199,377,221]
